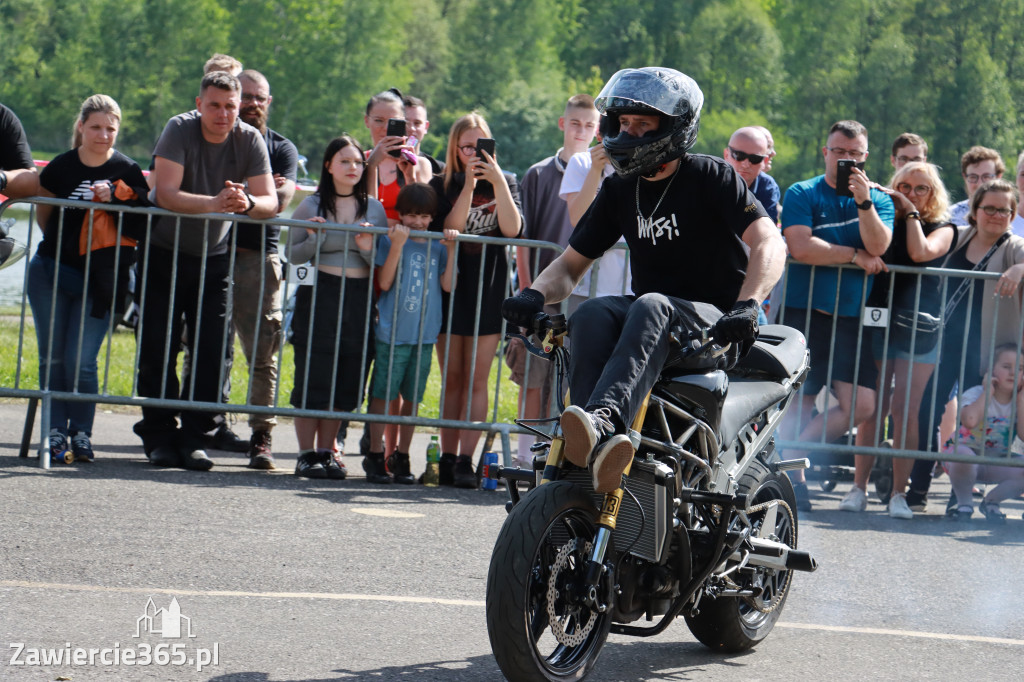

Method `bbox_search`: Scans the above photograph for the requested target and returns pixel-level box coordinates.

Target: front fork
[580,392,652,611]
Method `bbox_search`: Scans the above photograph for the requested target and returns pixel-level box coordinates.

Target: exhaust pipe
[728,537,819,573]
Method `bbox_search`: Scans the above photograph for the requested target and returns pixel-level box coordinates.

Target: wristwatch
[243,192,256,214]
[856,198,873,210]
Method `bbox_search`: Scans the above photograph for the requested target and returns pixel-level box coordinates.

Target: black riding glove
[501,288,546,330]
[714,299,760,352]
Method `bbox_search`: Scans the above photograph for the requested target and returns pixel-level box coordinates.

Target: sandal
[978,500,1006,525]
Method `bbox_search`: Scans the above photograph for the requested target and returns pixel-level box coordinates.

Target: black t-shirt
[428,171,523,254]
[38,149,148,268]
[569,153,765,311]
[234,127,298,252]
[940,246,985,385]
[1,103,34,171]
[866,218,957,314]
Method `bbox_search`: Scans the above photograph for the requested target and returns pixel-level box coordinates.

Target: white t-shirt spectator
[559,150,632,298]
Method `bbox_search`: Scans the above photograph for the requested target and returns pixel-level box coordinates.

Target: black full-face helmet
[596,67,704,178]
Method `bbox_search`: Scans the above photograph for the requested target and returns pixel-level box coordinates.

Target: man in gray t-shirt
[135,71,275,471]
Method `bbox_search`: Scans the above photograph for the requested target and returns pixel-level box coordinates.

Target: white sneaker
[838,486,867,512]
[560,406,614,467]
[888,493,914,519]
[591,434,634,493]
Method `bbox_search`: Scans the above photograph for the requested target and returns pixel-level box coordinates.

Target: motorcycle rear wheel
[685,455,798,652]
[486,481,612,681]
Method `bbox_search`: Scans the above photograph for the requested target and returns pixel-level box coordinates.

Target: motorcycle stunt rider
[502,67,786,494]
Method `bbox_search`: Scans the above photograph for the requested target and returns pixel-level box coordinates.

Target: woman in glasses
[429,112,523,488]
[847,162,955,518]
[907,178,1024,514]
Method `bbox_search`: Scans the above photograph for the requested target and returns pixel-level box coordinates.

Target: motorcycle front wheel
[685,455,798,652]
[486,481,612,681]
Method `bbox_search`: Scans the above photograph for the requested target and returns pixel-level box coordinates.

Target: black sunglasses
[728,147,766,164]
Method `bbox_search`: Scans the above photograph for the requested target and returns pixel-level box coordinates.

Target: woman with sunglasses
[905,178,1024,514]
[429,112,523,488]
[846,162,956,518]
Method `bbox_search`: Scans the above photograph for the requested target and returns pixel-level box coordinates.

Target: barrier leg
[499,428,513,467]
[19,397,38,458]
[38,394,51,470]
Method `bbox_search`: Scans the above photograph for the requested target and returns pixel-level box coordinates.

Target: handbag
[890,232,1010,355]
[889,308,941,354]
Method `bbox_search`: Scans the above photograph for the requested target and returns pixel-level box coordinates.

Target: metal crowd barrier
[774,259,1024,471]
[4,195,1020,476]
[0,196,599,469]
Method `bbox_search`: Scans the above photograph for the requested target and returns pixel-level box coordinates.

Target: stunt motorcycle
[485,314,818,681]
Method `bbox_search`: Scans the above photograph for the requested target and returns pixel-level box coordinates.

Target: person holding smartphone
[363,88,432,226]
[428,112,523,488]
[776,120,895,512]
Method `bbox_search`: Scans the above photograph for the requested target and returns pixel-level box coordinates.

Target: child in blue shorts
[363,183,458,483]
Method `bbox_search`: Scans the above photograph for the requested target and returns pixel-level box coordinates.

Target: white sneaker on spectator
[838,486,867,512]
[888,493,914,519]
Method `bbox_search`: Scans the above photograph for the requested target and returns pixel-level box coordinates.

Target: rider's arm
[737,217,786,305]
[530,246,594,304]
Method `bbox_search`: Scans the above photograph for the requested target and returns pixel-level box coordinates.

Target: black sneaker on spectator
[322,450,347,480]
[439,452,457,486]
[210,422,249,453]
[48,429,69,464]
[905,489,929,513]
[362,452,393,484]
[295,450,327,479]
[149,444,182,468]
[791,481,812,512]
[181,448,214,471]
[247,430,275,470]
[453,454,477,489]
[387,452,416,485]
[70,432,94,463]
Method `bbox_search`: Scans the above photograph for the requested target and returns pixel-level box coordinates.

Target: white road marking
[350,507,425,518]
[3,580,1022,647]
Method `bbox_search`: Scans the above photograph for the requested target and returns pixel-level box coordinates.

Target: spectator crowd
[1,54,1023,518]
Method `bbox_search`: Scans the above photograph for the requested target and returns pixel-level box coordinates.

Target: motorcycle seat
[733,324,808,381]
[718,377,791,448]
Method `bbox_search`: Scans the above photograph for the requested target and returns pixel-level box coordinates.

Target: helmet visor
[595,68,703,119]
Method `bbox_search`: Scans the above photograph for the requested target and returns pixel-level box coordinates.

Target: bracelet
[850,247,858,264]
[905,211,921,221]
[0,170,7,192]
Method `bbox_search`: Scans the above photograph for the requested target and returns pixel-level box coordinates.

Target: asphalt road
[2,403,1023,681]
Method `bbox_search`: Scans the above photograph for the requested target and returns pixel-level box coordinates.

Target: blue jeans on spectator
[26,253,110,436]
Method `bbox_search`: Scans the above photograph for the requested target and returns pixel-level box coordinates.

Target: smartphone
[835,159,864,197]
[386,118,406,157]
[476,138,496,161]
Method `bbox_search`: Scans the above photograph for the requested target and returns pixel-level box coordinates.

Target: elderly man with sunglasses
[775,119,895,512]
[724,126,779,224]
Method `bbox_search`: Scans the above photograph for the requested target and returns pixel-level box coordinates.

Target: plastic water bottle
[424,435,440,487]
[482,451,499,490]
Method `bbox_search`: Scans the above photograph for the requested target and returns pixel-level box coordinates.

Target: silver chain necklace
[635,162,681,221]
